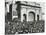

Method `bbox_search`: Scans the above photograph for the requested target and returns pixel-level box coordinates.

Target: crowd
[5,20,44,34]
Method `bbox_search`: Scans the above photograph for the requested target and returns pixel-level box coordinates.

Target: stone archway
[28,12,35,21]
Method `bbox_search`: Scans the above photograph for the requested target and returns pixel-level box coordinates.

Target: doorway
[28,12,35,21]
[37,15,39,21]
[23,14,26,21]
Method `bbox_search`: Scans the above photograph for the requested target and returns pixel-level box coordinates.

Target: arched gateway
[22,12,35,22]
[28,12,35,21]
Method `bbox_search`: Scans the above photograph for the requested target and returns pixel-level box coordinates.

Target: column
[39,14,42,20]
[7,4,9,13]
[35,13,37,21]
[27,12,28,22]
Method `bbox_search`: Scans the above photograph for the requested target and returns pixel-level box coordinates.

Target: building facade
[5,1,45,34]
[5,1,42,22]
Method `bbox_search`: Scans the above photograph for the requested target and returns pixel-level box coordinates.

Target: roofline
[20,4,41,8]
